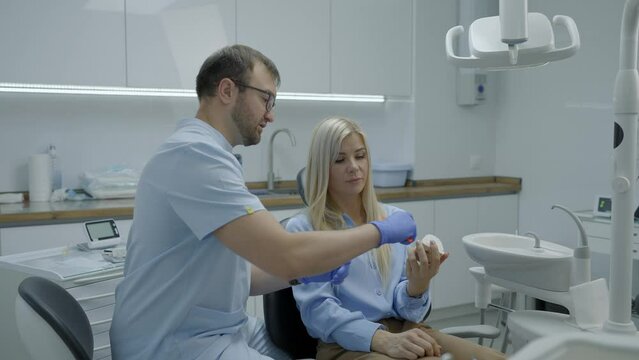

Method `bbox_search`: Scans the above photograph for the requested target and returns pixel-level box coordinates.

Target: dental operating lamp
[446,0,638,335]
[446,0,579,70]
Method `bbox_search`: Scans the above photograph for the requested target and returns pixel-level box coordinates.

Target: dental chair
[263,169,502,359]
[15,276,93,360]
[263,284,503,360]
[263,286,317,359]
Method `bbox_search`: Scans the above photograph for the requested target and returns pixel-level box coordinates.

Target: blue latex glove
[300,261,351,285]
[371,211,417,246]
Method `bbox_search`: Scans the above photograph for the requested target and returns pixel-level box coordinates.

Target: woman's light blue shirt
[286,204,431,352]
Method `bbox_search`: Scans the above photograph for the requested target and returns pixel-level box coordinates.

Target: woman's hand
[406,240,449,297]
[371,328,441,359]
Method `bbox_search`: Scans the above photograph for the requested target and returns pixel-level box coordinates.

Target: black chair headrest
[18,277,93,360]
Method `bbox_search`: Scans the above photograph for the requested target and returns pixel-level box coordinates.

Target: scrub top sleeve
[166,144,264,240]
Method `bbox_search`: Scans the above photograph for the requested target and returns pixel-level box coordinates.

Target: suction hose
[551,204,591,285]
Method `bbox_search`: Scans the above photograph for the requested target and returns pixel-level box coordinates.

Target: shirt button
[376,290,382,296]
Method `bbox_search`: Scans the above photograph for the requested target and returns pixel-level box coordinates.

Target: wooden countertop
[0,176,521,227]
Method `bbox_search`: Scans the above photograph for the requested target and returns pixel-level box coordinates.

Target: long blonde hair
[305,117,392,285]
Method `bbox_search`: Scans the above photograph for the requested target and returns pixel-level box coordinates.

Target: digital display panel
[597,197,612,214]
[86,221,118,240]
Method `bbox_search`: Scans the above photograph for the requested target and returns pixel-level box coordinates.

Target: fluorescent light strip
[0,83,194,97]
[277,92,384,102]
[0,82,385,103]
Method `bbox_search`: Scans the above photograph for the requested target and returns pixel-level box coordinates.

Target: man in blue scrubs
[110,45,416,360]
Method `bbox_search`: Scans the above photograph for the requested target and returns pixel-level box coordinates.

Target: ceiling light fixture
[0,82,385,103]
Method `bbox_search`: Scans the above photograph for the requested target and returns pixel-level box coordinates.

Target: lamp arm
[551,15,580,56]
[445,25,468,63]
[605,0,639,333]
[619,0,639,70]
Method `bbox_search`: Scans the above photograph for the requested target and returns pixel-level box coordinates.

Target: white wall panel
[0,1,126,86]
[237,0,330,93]
[126,0,236,89]
[331,0,413,96]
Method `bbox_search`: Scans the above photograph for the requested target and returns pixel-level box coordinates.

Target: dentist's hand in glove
[299,261,351,285]
[371,211,417,246]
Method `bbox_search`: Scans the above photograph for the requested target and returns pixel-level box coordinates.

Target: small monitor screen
[597,197,612,214]
[87,221,117,240]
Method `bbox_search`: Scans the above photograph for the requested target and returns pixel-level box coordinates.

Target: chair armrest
[439,325,500,339]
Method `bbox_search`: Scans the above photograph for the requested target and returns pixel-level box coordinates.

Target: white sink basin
[462,233,573,291]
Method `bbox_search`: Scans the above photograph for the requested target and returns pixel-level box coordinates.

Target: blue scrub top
[286,204,431,353]
[110,118,265,359]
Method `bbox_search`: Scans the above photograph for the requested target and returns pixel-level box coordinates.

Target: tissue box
[372,163,413,187]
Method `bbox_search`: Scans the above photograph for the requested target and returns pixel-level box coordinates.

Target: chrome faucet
[524,231,541,248]
[267,129,296,190]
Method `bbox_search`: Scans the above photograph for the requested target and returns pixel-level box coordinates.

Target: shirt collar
[342,213,356,227]
[179,117,233,153]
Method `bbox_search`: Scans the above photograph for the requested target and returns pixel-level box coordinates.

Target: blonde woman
[286,117,505,360]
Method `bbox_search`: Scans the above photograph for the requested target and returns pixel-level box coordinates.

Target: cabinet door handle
[76,292,115,302]
[72,271,123,285]
[93,343,111,351]
[90,318,112,327]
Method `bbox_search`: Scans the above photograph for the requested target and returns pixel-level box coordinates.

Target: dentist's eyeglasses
[232,79,276,112]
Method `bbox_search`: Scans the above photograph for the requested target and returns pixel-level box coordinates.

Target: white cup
[28,154,53,202]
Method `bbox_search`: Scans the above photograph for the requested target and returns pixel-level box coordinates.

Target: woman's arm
[293,283,383,352]
[392,244,432,322]
[286,215,383,352]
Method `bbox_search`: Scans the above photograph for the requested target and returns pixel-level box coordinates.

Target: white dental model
[420,234,445,254]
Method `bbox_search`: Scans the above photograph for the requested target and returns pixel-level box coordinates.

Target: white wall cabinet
[0,220,132,256]
[392,195,518,309]
[330,0,413,96]
[387,200,435,240]
[237,0,330,93]
[125,0,236,89]
[1,0,413,96]
[0,1,126,86]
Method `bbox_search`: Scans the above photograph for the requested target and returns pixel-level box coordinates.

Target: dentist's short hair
[195,44,280,101]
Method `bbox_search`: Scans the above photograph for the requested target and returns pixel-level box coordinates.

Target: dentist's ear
[217,78,236,105]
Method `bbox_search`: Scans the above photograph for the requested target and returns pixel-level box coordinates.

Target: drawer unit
[94,330,114,359]
[88,303,115,334]
[577,211,639,260]
[67,274,121,359]
[67,275,122,311]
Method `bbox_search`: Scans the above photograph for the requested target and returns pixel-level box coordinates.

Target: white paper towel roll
[28,154,52,202]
